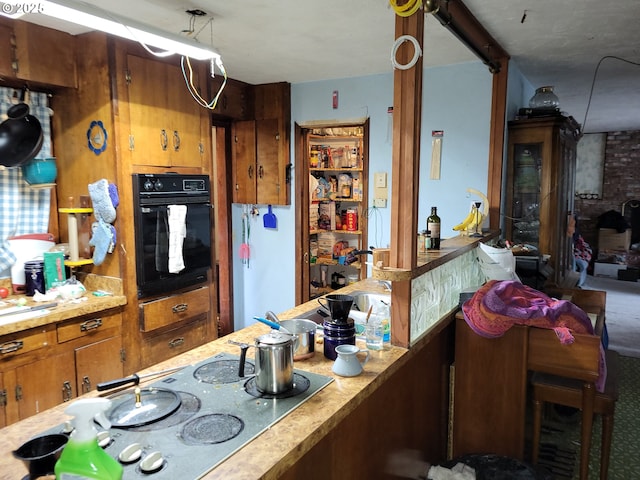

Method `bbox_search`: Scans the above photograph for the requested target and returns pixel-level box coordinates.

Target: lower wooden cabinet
[75,336,123,395]
[14,350,76,421]
[140,314,208,368]
[0,311,124,427]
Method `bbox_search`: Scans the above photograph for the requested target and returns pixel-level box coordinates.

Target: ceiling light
[2,0,220,60]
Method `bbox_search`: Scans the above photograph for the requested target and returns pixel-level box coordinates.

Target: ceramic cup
[331,344,370,377]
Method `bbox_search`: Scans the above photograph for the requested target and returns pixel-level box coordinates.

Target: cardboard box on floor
[598,228,631,251]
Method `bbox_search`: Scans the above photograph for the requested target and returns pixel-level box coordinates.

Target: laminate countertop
[0,278,431,480]
[0,274,127,337]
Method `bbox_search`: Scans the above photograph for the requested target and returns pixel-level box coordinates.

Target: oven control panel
[134,174,210,196]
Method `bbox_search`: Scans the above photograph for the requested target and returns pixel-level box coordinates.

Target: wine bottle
[427,206,441,250]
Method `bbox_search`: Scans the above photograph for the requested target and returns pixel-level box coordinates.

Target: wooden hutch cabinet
[505,115,581,287]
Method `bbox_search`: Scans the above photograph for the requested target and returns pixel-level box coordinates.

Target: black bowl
[13,433,68,479]
[0,104,44,168]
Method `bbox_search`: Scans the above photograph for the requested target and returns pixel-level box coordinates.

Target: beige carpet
[582,274,640,358]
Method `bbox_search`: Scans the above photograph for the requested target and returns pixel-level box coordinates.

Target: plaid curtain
[0,87,53,275]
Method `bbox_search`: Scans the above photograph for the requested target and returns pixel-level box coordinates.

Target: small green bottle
[427,206,441,250]
[55,398,123,480]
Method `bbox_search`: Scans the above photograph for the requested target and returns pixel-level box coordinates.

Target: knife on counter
[0,302,58,317]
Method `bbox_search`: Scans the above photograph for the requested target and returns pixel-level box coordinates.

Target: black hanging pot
[0,102,44,167]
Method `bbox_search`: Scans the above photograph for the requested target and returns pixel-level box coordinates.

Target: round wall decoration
[87,120,108,155]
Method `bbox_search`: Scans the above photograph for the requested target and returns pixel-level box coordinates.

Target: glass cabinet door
[510,143,542,247]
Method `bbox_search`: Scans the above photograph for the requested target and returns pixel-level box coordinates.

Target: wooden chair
[531,349,620,480]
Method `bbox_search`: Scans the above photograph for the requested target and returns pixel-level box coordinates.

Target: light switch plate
[374,172,387,188]
[373,198,387,208]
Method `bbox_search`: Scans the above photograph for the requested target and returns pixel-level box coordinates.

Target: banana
[466,211,484,232]
[453,205,477,231]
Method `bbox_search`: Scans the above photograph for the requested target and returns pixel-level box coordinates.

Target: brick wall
[575,130,640,264]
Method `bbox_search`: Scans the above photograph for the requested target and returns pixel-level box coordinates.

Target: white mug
[332,344,370,377]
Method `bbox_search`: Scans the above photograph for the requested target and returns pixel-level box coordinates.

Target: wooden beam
[390,11,424,348]
[431,0,509,73]
[487,59,509,230]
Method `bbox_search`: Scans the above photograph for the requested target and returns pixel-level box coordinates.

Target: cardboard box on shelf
[598,228,631,252]
[318,201,336,231]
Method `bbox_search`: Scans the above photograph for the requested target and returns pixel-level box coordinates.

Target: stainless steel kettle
[232,331,297,395]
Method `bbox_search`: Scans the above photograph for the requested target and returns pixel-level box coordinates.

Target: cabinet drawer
[0,327,53,359]
[57,312,122,344]
[141,315,208,367]
[139,287,210,332]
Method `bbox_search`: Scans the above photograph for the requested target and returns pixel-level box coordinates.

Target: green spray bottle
[55,397,123,480]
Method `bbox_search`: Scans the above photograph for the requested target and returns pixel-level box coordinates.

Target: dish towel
[167,205,187,274]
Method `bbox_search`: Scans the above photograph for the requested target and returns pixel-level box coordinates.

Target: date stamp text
[1,3,45,16]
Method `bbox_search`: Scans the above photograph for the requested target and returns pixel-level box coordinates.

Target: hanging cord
[391,34,422,70]
[582,55,640,131]
[389,0,423,17]
[180,17,227,110]
[181,55,228,110]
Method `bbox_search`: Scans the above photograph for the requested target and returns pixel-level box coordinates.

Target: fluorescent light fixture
[3,0,220,60]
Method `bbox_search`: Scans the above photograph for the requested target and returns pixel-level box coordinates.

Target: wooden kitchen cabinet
[15,350,76,421]
[75,335,123,395]
[505,115,581,287]
[0,311,124,426]
[138,286,211,368]
[211,76,251,120]
[0,18,77,88]
[126,54,206,168]
[139,286,210,332]
[232,82,291,205]
[140,315,208,367]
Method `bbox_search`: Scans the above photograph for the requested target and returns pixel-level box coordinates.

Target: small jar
[24,260,45,296]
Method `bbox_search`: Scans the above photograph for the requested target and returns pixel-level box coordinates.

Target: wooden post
[389,11,424,347]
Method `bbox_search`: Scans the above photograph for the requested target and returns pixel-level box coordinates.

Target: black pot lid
[108,387,181,428]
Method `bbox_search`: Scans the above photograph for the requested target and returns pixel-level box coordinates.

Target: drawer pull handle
[62,381,73,402]
[0,340,24,354]
[80,318,103,332]
[173,130,181,151]
[82,376,91,394]
[172,303,188,314]
[168,337,185,348]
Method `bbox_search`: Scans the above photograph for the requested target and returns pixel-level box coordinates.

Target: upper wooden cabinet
[211,77,251,120]
[505,115,581,286]
[126,54,207,168]
[232,82,291,205]
[0,19,77,88]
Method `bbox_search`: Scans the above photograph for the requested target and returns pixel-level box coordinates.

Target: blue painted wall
[230,60,527,330]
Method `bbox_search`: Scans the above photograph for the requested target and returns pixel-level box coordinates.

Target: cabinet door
[75,336,123,395]
[0,371,6,428]
[15,350,76,420]
[232,120,257,204]
[256,118,283,204]
[166,61,205,167]
[0,22,15,78]
[127,54,171,167]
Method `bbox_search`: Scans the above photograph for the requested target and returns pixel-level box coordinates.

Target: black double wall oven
[132,173,212,298]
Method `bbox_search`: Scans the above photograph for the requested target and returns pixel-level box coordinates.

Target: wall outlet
[374,172,387,188]
[373,198,387,208]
